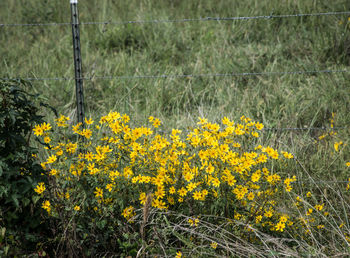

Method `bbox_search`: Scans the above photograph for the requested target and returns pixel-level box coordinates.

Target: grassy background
[1,0,349,179]
[1,1,350,255]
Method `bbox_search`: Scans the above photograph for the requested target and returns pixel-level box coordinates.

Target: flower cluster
[34,182,46,194]
[122,206,136,222]
[33,112,303,237]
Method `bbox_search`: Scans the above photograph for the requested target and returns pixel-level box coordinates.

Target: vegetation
[0,80,52,256]
[0,0,349,256]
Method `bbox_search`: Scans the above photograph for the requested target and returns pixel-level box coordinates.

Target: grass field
[1,0,350,256]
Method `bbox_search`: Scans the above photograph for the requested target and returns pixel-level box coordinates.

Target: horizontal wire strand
[262,126,348,131]
[1,69,349,81]
[1,11,349,134]
[1,11,350,27]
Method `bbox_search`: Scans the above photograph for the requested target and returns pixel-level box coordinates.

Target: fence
[0,2,349,133]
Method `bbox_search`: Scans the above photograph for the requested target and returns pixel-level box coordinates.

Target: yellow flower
[152,118,161,128]
[188,218,199,227]
[46,154,57,164]
[85,152,94,161]
[251,131,259,138]
[211,177,220,187]
[186,182,197,192]
[247,192,255,200]
[122,114,130,123]
[275,222,285,232]
[55,114,70,127]
[282,151,293,159]
[73,123,82,134]
[41,122,52,131]
[44,136,51,143]
[49,169,58,176]
[33,124,44,136]
[314,204,324,211]
[178,187,187,197]
[193,191,202,200]
[306,208,313,216]
[197,117,208,125]
[106,183,114,192]
[139,192,146,205]
[122,206,135,222]
[42,200,51,213]
[306,191,312,198]
[40,162,47,170]
[264,209,273,218]
[80,128,92,139]
[94,187,103,199]
[85,117,94,125]
[251,170,261,182]
[279,215,288,223]
[34,182,46,194]
[255,215,263,224]
[334,141,343,152]
[152,198,167,209]
[66,142,77,154]
[255,122,264,130]
[210,242,218,249]
[169,186,176,194]
[74,205,80,211]
[346,162,350,167]
[175,251,182,258]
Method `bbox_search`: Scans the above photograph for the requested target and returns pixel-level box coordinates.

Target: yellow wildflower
[334,141,343,152]
[46,154,57,164]
[175,251,182,258]
[42,200,51,213]
[85,117,94,125]
[33,124,44,136]
[275,222,285,232]
[210,242,218,249]
[34,182,46,194]
[193,191,202,200]
[315,204,324,211]
[94,187,103,199]
[49,169,58,176]
[41,122,52,131]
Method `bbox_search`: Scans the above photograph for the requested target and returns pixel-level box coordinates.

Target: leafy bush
[0,80,51,256]
[33,111,330,255]
[33,111,350,256]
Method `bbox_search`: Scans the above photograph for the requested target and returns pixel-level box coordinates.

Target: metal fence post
[70,0,85,126]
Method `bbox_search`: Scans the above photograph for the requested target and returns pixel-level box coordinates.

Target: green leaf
[11,194,19,208]
[1,227,6,237]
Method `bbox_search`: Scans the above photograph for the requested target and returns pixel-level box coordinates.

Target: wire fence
[1,7,350,133]
[1,68,349,82]
[1,11,350,27]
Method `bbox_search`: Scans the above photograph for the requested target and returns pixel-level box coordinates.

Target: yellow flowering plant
[32,111,349,255]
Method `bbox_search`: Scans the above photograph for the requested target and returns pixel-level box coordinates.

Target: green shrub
[0,79,51,256]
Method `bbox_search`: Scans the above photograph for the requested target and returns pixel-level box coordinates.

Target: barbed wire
[1,11,350,27]
[298,180,350,185]
[1,68,349,82]
[154,126,349,137]
[263,126,348,131]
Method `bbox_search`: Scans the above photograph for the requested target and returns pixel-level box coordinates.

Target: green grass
[1,0,350,256]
